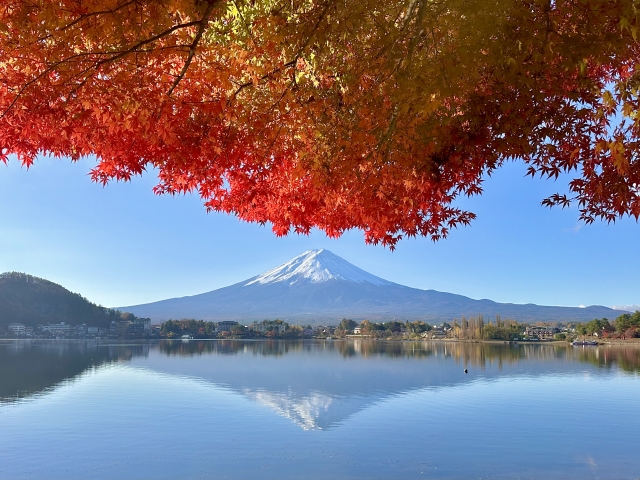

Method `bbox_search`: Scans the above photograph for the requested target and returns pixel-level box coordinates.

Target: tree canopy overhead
[1,0,639,246]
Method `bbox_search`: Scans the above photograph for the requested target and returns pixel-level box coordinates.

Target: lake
[0,339,638,479]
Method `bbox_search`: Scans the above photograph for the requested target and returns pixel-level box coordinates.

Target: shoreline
[344,337,640,345]
[1,336,639,346]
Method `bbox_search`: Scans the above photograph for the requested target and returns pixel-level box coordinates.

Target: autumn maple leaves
[0,0,639,246]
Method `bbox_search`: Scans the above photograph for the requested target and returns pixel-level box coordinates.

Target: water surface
[1,340,638,479]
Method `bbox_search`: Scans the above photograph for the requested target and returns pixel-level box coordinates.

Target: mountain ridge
[118,250,624,323]
[0,272,119,328]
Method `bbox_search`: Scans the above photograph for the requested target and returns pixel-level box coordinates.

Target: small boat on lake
[572,340,598,346]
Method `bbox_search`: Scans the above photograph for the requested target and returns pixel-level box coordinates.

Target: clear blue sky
[1,155,638,310]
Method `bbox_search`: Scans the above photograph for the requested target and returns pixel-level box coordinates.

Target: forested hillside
[0,272,118,328]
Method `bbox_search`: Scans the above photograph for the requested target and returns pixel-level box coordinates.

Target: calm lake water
[0,339,639,480]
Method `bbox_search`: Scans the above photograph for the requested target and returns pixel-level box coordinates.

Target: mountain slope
[0,272,119,328]
[118,250,622,323]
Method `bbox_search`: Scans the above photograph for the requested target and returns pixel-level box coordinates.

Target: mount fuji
[119,249,621,323]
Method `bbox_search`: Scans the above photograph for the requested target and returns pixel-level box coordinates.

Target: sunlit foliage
[2,0,640,246]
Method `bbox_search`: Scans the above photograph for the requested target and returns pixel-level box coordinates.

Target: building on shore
[111,319,151,336]
[41,322,74,336]
[314,325,335,336]
[217,321,239,332]
[525,326,560,339]
[8,323,26,335]
[248,320,286,335]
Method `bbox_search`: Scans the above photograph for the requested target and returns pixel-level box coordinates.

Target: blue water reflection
[0,340,638,479]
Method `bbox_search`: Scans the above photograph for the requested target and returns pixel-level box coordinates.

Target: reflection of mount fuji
[119,249,622,323]
[241,389,356,431]
[140,342,465,429]
[3,340,639,431]
[135,340,640,430]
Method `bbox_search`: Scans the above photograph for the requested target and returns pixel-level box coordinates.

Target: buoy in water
[464,368,468,374]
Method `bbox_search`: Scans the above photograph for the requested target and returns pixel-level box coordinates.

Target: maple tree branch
[377,106,399,151]
[230,60,296,100]
[372,0,419,62]
[0,68,51,120]
[167,0,220,97]
[404,0,427,67]
[92,20,202,68]
[1,19,203,118]
[294,1,334,58]
[230,0,333,100]
[231,0,255,40]
[36,0,141,42]
[260,124,284,165]
[60,0,140,32]
[267,78,295,114]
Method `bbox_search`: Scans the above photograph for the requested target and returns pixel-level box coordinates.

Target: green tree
[482,323,522,341]
[339,319,357,333]
[382,321,404,333]
[406,321,431,335]
[615,314,634,333]
[575,324,588,335]
[585,318,613,335]
[231,324,248,336]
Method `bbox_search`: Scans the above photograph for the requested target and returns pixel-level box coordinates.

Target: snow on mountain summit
[245,249,394,287]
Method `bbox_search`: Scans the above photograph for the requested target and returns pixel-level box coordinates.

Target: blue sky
[1,155,638,310]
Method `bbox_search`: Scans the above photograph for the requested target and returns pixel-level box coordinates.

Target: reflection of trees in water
[158,339,436,359]
[428,343,640,373]
[0,341,149,403]
[575,346,640,373]
[159,339,351,357]
[157,340,640,373]
[336,340,434,359]
[159,339,308,357]
[4,340,638,405]
[443,343,571,370]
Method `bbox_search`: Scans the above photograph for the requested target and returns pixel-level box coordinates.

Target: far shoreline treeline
[159,312,640,342]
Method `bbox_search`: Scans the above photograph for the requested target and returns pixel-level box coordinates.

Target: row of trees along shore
[159,311,640,340]
[447,312,640,341]
[349,317,528,341]
[160,319,303,339]
[572,312,640,339]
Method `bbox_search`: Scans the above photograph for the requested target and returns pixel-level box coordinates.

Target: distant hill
[0,272,119,328]
[119,249,626,324]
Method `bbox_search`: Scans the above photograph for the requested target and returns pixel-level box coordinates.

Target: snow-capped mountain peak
[245,249,393,287]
